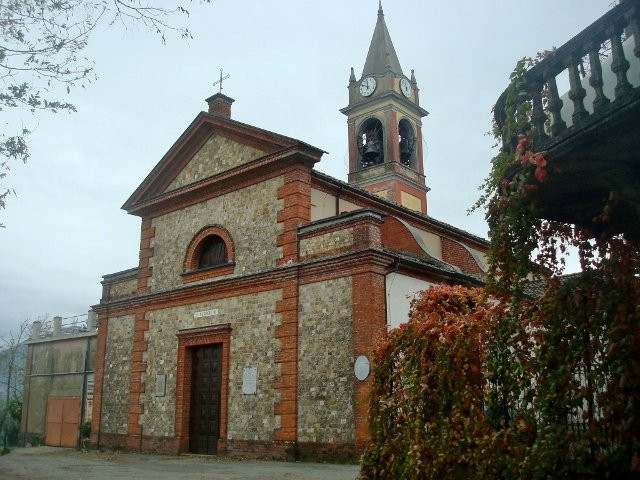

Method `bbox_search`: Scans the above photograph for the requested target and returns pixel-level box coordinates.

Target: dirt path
[0,446,360,480]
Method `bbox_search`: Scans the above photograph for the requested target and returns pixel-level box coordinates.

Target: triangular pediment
[163,133,266,193]
[122,112,314,213]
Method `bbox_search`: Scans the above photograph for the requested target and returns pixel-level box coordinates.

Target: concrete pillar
[53,316,62,337]
[32,321,41,339]
[87,310,97,331]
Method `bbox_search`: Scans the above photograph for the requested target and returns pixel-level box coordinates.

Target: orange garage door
[45,396,80,447]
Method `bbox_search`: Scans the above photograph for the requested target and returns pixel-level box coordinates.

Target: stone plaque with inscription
[155,373,166,397]
[242,367,257,395]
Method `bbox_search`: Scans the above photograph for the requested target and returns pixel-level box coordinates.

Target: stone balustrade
[495,0,640,151]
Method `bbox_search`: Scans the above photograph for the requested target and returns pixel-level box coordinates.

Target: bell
[400,138,411,165]
[363,139,380,162]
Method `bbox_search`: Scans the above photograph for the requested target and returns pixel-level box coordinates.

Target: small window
[198,236,227,269]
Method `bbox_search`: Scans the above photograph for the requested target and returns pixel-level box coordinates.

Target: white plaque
[354,355,370,381]
[242,367,258,395]
[194,309,219,319]
[155,374,166,397]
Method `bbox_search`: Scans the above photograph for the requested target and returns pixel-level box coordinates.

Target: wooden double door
[189,344,222,454]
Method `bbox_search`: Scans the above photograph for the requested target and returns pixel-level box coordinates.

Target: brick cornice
[92,250,397,317]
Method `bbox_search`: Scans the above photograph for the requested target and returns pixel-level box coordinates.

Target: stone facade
[149,176,284,292]
[101,315,134,435]
[298,276,354,443]
[108,277,138,301]
[140,290,282,440]
[165,134,265,192]
[299,227,354,258]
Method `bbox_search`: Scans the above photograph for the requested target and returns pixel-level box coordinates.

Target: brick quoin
[127,309,149,444]
[89,313,109,447]
[137,217,155,293]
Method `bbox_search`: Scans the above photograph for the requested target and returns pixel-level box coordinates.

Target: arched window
[198,235,227,269]
[183,225,235,283]
[398,119,415,168]
[357,118,384,168]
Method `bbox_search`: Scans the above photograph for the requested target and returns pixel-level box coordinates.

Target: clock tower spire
[340,3,429,214]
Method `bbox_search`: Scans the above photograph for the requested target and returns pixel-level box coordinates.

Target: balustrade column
[546,75,567,136]
[626,5,640,82]
[588,41,610,114]
[609,25,633,100]
[530,82,549,146]
[568,56,589,124]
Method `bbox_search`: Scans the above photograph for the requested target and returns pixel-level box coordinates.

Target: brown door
[45,396,80,447]
[189,344,222,454]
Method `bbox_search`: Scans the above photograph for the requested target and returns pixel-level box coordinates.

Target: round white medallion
[354,355,370,381]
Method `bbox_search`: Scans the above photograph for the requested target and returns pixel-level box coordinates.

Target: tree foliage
[0,0,210,219]
[0,320,30,447]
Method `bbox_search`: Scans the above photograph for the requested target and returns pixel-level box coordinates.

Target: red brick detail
[298,214,384,261]
[175,324,231,454]
[381,216,423,257]
[385,109,399,163]
[94,432,180,454]
[273,282,299,442]
[225,439,296,460]
[183,225,235,271]
[415,124,425,176]
[181,264,235,283]
[137,217,155,294]
[89,313,109,447]
[441,236,485,276]
[351,269,387,448]
[296,441,360,463]
[276,165,312,266]
[127,310,149,438]
[362,178,427,214]
[347,122,357,173]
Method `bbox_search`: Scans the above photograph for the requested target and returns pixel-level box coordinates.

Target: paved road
[0,446,360,479]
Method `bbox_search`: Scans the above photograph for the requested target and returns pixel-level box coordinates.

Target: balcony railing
[493,0,640,239]
[495,0,639,150]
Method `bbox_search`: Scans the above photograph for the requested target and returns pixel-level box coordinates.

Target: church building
[89,4,488,461]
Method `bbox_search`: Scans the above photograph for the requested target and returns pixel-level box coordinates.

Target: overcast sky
[0,0,613,334]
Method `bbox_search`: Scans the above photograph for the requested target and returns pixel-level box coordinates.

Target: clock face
[359,77,377,97]
[400,78,413,98]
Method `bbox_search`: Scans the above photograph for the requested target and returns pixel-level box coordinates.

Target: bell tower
[340,2,429,214]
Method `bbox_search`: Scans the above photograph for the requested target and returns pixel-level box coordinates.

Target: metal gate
[45,396,80,447]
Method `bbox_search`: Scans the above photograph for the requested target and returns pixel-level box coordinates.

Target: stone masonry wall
[140,289,282,441]
[100,315,134,435]
[108,277,138,301]
[298,276,355,443]
[149,176,283,292]
[299,227,354,258]
[165,134,265,192]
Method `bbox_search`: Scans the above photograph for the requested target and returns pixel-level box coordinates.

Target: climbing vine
[362,57,639,478]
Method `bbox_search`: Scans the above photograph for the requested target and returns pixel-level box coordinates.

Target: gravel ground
[0,446,360,480]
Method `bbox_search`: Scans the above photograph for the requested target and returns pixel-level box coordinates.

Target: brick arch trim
[182,225,235,283]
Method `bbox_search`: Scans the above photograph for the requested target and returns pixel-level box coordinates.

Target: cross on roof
[212,68,230,93]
